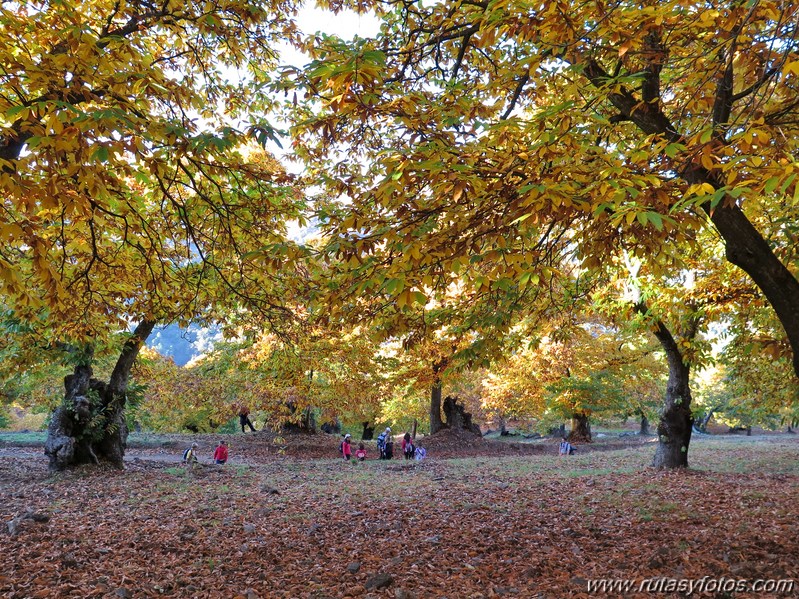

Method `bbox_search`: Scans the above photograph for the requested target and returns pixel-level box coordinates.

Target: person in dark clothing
[239,405,256,432]
[402,432,415,460]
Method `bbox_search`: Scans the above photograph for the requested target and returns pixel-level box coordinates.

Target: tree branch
[501,73,529,120]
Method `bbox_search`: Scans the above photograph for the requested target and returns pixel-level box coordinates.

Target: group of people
[185,431,572,466]
[338,434,368,461]
[340,428,427,461]
[183,440,229,465]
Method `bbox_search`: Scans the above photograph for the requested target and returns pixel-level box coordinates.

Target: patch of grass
[232,464,250,477]
[164,466,188,477]
[689,437,799,475]
[562,467,619,478]
[0,431,47,445]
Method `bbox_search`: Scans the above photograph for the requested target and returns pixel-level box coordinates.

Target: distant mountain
[147,324,222,366]
[145,221,317,366]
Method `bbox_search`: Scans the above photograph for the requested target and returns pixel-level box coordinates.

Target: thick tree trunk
[320,419,341,434]
[283,404,316,433]
[650,322,694,470]
[302,407,315,431]
[639,413,650,436]
[361,422,375,440]
[706,202,799,378]
[411,418,418,440]
[430,379,445,434]
[442,396,482,436]
[45,321,155,471]
[569,412,592,442]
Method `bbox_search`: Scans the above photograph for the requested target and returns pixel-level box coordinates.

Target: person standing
[376,427,393,459]
[401,432,415,460]
[341,434,352,460]
[239,405,256,433]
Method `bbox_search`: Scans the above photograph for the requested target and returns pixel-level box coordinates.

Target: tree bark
[361,422,375,440]
[442,396,482,435]
[639,412,650,436]
[411,418,418,440]
[703,201,799,378]
[569,412,592,442]
[45,320,155,471]
[647,318,694,469]
[320,420,341,434]
[430,379,445,434]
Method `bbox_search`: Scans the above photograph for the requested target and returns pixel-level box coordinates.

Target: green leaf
[780,173,796,196]
[93,146,109,162]
[385,278,403,294]
[664,143,685,158]
[648,212,663,231]
[764,176,780,195]
[5,105,29,119]
[709,188,726,209]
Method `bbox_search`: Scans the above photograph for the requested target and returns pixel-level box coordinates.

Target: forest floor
[1,431,798,598]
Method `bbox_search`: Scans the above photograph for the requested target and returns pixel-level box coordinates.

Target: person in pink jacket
[341,434,352,460]
[355,442,367,461]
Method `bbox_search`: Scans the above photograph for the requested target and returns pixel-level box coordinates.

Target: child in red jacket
[213,440,228,464]
[355,442,367,461]
[341,434,352,460]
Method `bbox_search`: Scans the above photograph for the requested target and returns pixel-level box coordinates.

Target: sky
[152,5,382,365]
[281,4,381,67]
[298,4,381,40]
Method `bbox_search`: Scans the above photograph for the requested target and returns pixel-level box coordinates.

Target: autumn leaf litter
[1,433,798,598]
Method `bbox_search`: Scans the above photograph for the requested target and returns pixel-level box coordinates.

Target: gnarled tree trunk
[45,321,155,471]
[649,318,694,469]
[569,412,592,442]
[442,396,482,436]
[283,403,317,433]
